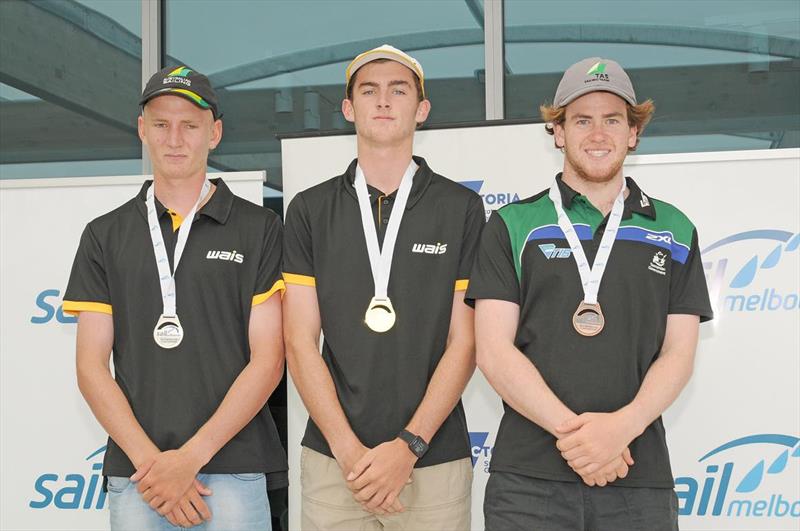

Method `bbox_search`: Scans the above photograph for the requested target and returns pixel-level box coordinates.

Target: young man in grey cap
[467,57,713,529]
[64,66,287,530]
[283,45,484,530]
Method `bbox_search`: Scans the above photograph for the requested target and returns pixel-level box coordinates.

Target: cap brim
[140,88,214,113]
[559,85,636,107]
[345,50,425,98]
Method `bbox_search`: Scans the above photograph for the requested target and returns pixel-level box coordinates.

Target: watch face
[410,437,428,457]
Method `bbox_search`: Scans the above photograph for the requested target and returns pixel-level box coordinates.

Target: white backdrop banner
[0,172,265,531]
[281,125,800,531]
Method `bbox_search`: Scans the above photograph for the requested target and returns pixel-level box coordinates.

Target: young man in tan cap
[64,66,287,530]
[467,57,713,529]
[283,45,485,530]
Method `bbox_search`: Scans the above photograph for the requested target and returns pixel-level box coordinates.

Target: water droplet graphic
[767,449,789,474]
[736,460,765,493]
[760,245,782,269]
[786,233,800,252]
[730,256,758,288]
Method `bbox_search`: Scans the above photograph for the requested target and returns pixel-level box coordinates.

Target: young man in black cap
[64,66,287,530]
[468,57,713,530]
[283,45,485,530]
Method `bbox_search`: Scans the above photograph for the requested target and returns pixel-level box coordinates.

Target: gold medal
[572,301,605,337]
[364,297,396,333]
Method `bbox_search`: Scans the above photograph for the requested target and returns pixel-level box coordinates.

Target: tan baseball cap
[554,57,637,108]
[345,44,426,98]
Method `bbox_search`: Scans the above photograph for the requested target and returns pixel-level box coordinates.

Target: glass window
[0,0,142,179]
[165,0,486,191]
[504,0,800,153]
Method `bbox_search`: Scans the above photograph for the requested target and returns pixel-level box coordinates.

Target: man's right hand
[164,479,212,528]
[579,447,634,487]
[333,440,406,515]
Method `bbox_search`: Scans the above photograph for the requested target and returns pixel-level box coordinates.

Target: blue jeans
[107,473,271,531]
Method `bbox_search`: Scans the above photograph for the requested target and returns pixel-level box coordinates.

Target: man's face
[554,91,637,184]
[342,61,430,147]
[138,95,221,181]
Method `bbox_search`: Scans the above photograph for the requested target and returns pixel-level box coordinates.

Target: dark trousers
[484,471,679,531]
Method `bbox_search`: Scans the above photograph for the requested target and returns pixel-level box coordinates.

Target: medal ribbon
[354,161,417,299]
[145,179,212,317]
[548,178,626,305]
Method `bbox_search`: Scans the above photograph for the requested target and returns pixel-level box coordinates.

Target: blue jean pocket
[106,476,131,494]
[231,472,264,482]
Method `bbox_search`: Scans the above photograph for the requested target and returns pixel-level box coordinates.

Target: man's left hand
[347,438,416,512]
[131,448,204,515]
[555,411,640,475]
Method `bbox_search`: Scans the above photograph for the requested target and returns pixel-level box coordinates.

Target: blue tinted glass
[504,0,800,153]
[166,0,485,190]
[0,1,142,179]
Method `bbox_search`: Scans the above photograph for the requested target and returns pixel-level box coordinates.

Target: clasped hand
[340,439,415,515]
[131,449,212,527]
[555,411,639,486]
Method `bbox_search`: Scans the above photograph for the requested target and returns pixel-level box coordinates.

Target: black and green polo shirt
[64,179,288,485]
[283,156,485,468]
[466,173,713,488]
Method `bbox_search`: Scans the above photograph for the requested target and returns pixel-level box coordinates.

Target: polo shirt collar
[343,155,434,209]
[135,177,235,224]
[555,173,656,220]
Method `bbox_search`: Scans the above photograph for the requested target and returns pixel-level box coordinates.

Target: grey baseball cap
[553,57,636,108]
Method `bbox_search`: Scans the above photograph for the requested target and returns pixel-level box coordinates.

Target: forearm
[183,356,284,466]
[77,364,159,468]
[405,338,476,443]
[478,343,575,437]
[622,348,695,438]
[287,339,362,455]
[620,314,699,437]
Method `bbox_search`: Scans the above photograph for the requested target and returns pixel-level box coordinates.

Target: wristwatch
[398,429,429,459]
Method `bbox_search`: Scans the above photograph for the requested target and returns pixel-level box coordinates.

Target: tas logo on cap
[585,62,609,82]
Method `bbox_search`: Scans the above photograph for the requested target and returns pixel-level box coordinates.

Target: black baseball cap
[140,66,221,119]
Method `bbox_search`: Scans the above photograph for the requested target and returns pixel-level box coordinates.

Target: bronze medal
[572,301,605,337]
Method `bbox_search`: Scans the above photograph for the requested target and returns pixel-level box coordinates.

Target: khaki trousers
[300,447,472,531]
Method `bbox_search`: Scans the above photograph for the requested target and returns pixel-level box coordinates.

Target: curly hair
[539,97,655,151]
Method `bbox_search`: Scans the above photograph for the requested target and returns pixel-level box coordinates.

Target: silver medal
[153,314,184,349]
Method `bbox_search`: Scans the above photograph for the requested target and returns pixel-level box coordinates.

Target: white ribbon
[145,179,211,317]
[548,178,626,305]
[353,161,417,299]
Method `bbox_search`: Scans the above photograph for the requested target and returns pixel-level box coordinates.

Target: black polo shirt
[466,174,713,488]
[64,179,288,487]
[283,156,485,468]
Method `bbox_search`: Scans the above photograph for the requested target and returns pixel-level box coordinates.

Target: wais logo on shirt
[412,242,447,255]
[206,250,244,264]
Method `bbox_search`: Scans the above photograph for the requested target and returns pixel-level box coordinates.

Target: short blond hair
[540,98,655,151]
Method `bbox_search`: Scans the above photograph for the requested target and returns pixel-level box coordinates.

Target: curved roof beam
[209,24,799,88]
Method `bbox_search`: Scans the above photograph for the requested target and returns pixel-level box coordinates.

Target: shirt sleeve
[282,193,316,287]
[464,210,520,307]
[63,224,112,315]
[252,211,285,306]
[669,228,713,321]
[455,194,487,291]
